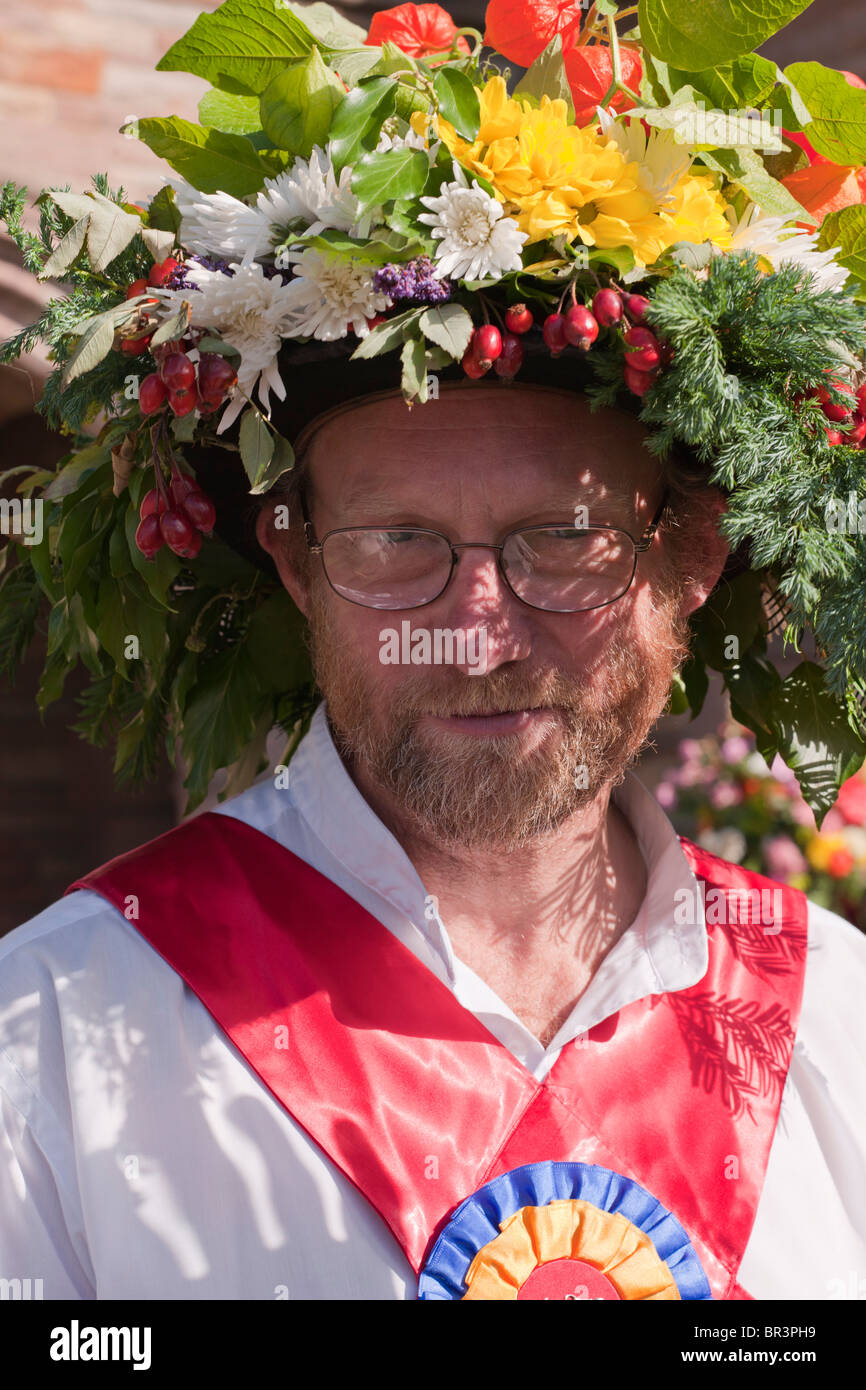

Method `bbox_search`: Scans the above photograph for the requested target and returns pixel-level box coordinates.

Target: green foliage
[638,0,813,69]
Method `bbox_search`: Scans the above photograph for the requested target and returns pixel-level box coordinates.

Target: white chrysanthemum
[257,144,368,240]
[167,178,273,264]
[418,164,526,282]
[279,247,392,340]
[156,260,300,431]
[596,110,692,205]
[375,124,438,162]
[724,205,849,292]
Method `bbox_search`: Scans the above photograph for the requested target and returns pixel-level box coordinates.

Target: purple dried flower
[165,254,235,291]
[373,255,452,305]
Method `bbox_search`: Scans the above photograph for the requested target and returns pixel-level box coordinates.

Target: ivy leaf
[638,0,813,69]
[156,0,317,94]
[351,148,430,208]
[132,116,281,197]
[238,406,274,487]
[401,335,429,403]
[514,34,573,115]
[786,61,866,165]
[329,78,397,172]
[259,46,345,157]
[818,206,866,293]
[433,67,481,141]
[418,303,473,358]
[350,307,424,359]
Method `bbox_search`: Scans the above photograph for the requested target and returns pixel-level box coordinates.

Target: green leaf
[259,46,345,157]
[350,307,424,359]
[42,443,110,501]
[667,54,779,111]
[785,61,866,165]
[418,302,473,358]
[692,570,764,671]
[149,302,192,349]
[40,215,89,279]
[85,191,144,272]
[134,116,280,197]
[60,313,117,388]
[238,406,274,487]
[284,2,368,50]
[433,67,481,141]
[351,148,429,208]
[818,205,866,291]
[199,87,262,134]
[147,185,182,235]
[401,335,428,403]
[764,660,866,825]
[638,0,813,69]
[698,146,813,222]
[514,34,573,115]
[181,643,262,804]
[156,0,318,94]
[633,88,784,152]
[245,588,309,689]
[328,47,387,86]
[249,431,295,495]
[329,78,397,172]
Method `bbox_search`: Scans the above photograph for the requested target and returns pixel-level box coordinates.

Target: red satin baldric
[65,811,807,1300]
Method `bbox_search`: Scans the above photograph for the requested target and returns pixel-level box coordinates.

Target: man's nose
[427,544,533,674]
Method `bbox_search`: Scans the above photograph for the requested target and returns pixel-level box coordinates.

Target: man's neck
[345,759,649,1049]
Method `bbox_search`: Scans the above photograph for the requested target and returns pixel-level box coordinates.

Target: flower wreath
[2,0,866,816]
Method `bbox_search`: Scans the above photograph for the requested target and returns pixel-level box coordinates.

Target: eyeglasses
[301,488,669,613]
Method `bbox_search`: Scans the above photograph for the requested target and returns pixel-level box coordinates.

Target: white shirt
[1,703,865,1301]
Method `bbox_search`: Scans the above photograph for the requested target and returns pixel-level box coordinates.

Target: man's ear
[255,501,312,619]
[677,490,732,619]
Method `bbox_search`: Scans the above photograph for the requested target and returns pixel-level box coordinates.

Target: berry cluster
[118,258,180,356]
[134,460,217,562]
[800,376,866,447]
[139,347,238,419]
[459,285,667,397]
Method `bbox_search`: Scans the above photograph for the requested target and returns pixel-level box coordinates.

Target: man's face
[263,385,712,851]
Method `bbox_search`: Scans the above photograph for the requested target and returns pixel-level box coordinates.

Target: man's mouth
[421,706,562,736]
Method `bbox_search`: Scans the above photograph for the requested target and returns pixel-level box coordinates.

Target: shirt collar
[284,702,708,1064]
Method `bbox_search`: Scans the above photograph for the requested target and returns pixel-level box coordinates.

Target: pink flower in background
[721,736,751,763]
[655,781,677,809]
[836,774,866,825]
[770,754,799,787]
[763,835,808,882]
[710,782,743,809]
[791,797,817,827]
[678,739,704,761]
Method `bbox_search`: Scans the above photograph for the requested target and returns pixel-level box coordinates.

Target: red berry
[161,352,196,393]
[825,427,844,445]
[846,412,866,445]
[197,353,238,403]
[592,288,623,327]
[121,334,152,356]
[159,508,194,553]
[622,293,651,324]
[181,489,216,534]
[176,527,203,560]
[543,313,569,355]
[505,303,533,335]
[126,278,148,300]
[147,257,180,288]
[623,326,661,372]
[134,513,164,559]
[170,470,197,507]
[624,363,657,397]
[139,487,168,520]
[461,347,489,378]
[471,324,502,369]
[493,333,524,380]
[139,373,167,414]
[818,381,856,422]
[856,383,866,416]
[564,305,599,349]
[365,314,387,330]
[168,387,197,417]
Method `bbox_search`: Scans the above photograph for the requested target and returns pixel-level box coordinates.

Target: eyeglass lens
[321,526,637,612]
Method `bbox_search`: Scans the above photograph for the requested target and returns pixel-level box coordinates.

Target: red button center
[516,1258,621,1300]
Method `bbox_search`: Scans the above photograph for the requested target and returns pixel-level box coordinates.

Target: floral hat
[2,0,866,819]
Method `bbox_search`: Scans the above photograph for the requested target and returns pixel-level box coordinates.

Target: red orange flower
[366,3,469,58]
[782,68,866,223]
[565,43,642,125]
[483,0,585,67]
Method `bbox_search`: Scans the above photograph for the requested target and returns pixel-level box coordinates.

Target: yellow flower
[806,832,847,873]
[433,76,670,259]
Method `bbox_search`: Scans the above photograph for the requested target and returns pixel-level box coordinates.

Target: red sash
[66,810,807,1299]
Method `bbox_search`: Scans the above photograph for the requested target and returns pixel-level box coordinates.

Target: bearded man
[1,382,865,1302]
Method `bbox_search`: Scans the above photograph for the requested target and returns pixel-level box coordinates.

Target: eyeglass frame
[300,484,670,614]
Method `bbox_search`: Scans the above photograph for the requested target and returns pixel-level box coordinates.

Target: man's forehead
[336,476,644,513]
